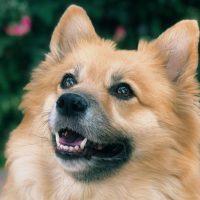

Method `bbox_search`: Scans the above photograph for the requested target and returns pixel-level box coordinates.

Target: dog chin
[55,156,88,172]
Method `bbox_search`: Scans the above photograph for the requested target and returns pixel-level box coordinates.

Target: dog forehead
[60,41,162,89]
[69,42,144,76]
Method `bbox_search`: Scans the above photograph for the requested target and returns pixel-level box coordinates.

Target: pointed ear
[153,20,199,81]
[50,5,98,60]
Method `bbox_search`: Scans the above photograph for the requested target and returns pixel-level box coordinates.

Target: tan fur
[1,5,200,200]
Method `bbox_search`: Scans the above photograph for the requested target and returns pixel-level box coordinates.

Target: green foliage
[0,0,200,166]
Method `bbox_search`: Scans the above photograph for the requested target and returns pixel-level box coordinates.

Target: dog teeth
[64,146,69,151]
[56,142,81,153]
[55,132,59,145]
[69,146,73,152]
[80,138,87,150]
[55,132,87,153]
[62,132,68,137]
[75,145,79,151]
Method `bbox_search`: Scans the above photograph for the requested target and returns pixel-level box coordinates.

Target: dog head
[21,5,200,182]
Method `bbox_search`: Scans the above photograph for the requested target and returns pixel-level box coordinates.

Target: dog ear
[50,5,98,60]
[153,20,199,81]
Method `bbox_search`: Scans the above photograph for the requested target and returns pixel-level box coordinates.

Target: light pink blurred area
[5,15,32,36]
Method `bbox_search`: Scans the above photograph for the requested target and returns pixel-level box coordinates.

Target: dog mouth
[52,124,132,182]
[53,127,127,160]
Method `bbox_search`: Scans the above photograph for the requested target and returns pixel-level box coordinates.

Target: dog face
[21,6,199,183]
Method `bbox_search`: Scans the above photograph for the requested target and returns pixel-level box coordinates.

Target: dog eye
[110,83,135,100]
[60,73,77,89]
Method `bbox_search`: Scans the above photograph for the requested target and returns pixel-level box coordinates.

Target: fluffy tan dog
[1,5,200,200]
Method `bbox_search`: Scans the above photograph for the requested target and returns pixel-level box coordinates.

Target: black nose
[56,93,88,117]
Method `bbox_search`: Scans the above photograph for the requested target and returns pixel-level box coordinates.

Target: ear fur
[152,20,199,81]
[50,5,98,60]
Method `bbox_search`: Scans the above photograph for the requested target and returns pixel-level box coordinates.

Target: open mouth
[52,125,132,182]
[53,127,128,160]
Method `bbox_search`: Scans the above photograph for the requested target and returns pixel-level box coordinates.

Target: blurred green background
[0,0,200,167]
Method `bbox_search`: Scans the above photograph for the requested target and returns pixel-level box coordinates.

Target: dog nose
[56,93,88,117]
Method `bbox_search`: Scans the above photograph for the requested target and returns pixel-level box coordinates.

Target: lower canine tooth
[80,138,87,149]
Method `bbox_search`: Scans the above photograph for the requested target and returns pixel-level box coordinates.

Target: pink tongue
[59,131,84,146]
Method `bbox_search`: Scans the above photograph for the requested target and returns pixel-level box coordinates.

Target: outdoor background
[0,0,200,168]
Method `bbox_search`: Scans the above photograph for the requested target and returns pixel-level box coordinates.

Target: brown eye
[60,74,77,89]
[109,83,135,100]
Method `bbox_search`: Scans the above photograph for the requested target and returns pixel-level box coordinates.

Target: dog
[1,5,200,200]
